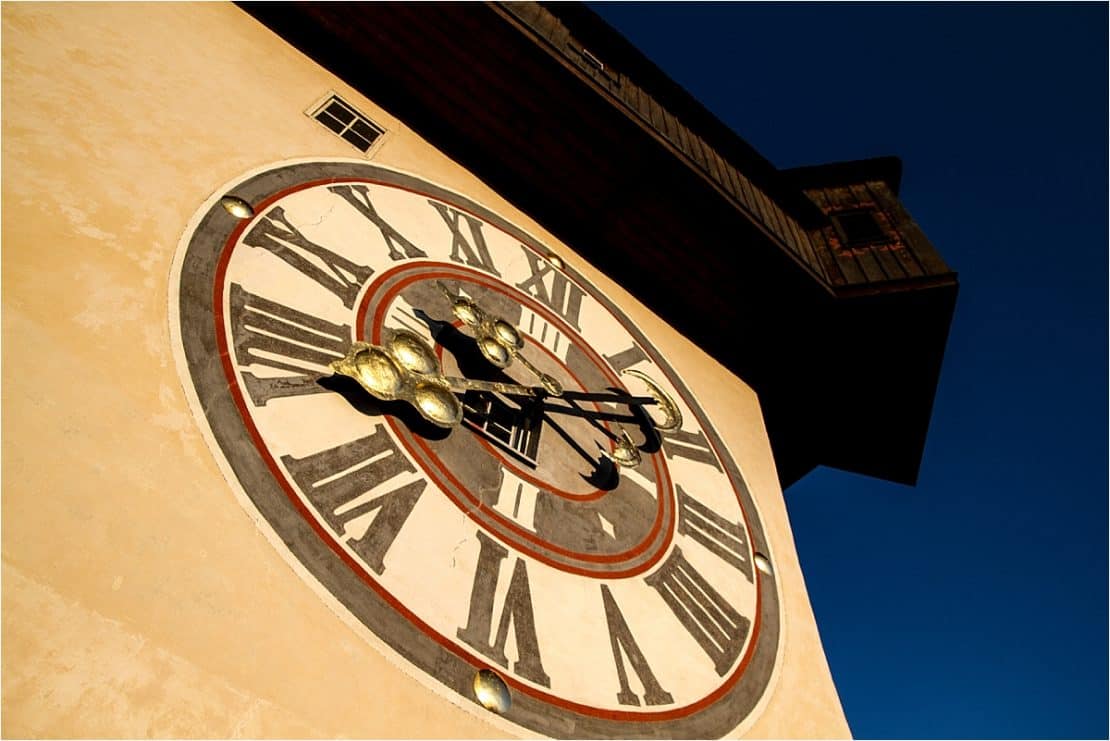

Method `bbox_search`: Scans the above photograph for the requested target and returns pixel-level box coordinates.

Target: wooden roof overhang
[239,1,958,488]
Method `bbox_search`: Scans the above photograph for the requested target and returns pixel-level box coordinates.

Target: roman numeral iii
[677,487,754,583]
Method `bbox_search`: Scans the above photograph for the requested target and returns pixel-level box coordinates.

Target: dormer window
[830,208,888,246]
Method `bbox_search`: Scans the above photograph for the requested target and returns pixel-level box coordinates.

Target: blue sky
[589,4,1108,738]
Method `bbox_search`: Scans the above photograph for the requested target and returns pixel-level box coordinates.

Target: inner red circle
[429,319,616,499]
[354,261,676,577]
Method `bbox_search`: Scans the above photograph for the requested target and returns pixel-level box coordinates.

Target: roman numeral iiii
[645,547,750,676]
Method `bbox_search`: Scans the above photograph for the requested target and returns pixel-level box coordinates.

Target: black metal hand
[539,411,620,490]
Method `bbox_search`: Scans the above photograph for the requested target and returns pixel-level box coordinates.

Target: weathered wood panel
[865,181,952,277]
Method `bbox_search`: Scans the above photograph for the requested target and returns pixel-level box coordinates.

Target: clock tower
[2,3,955,738]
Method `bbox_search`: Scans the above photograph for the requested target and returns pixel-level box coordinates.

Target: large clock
[171,160,781,738]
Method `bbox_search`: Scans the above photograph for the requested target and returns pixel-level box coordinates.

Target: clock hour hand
[325,329,637,427]
[436,281,564,397]
[437,377,658,408]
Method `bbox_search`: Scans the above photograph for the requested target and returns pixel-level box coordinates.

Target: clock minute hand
[440,378,658,409]
[537,375,680,433]
[442,376,545,397]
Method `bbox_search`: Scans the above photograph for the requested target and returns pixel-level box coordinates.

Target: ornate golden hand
[621,369,682,432]
[329,329,562,428]
[435,281,564,396]
[329,330,464,429]
[329,324,680,472]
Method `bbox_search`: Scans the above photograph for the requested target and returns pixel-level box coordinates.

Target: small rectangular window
[311,95,384,153]
[830,209,889,246]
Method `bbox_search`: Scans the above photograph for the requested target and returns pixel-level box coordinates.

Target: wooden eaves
[239,1,959,489]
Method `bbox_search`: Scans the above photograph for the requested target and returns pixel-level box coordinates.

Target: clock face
[172,160,780,738]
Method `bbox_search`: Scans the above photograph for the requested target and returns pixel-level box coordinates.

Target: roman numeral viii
[229,284,349,406]
[644,547,750,676]
[457,531,550,687]
[282,424,424,576]
[514,250,585,331]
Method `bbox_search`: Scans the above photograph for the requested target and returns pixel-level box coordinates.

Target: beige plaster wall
[1,3,849,738]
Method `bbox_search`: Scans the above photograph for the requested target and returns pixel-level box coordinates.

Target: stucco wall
[1,3,849,738]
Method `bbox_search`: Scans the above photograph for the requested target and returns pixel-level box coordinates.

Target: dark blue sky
[589,4,1108,739]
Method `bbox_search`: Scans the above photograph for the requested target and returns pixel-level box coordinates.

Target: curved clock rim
[169,158,784,738]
